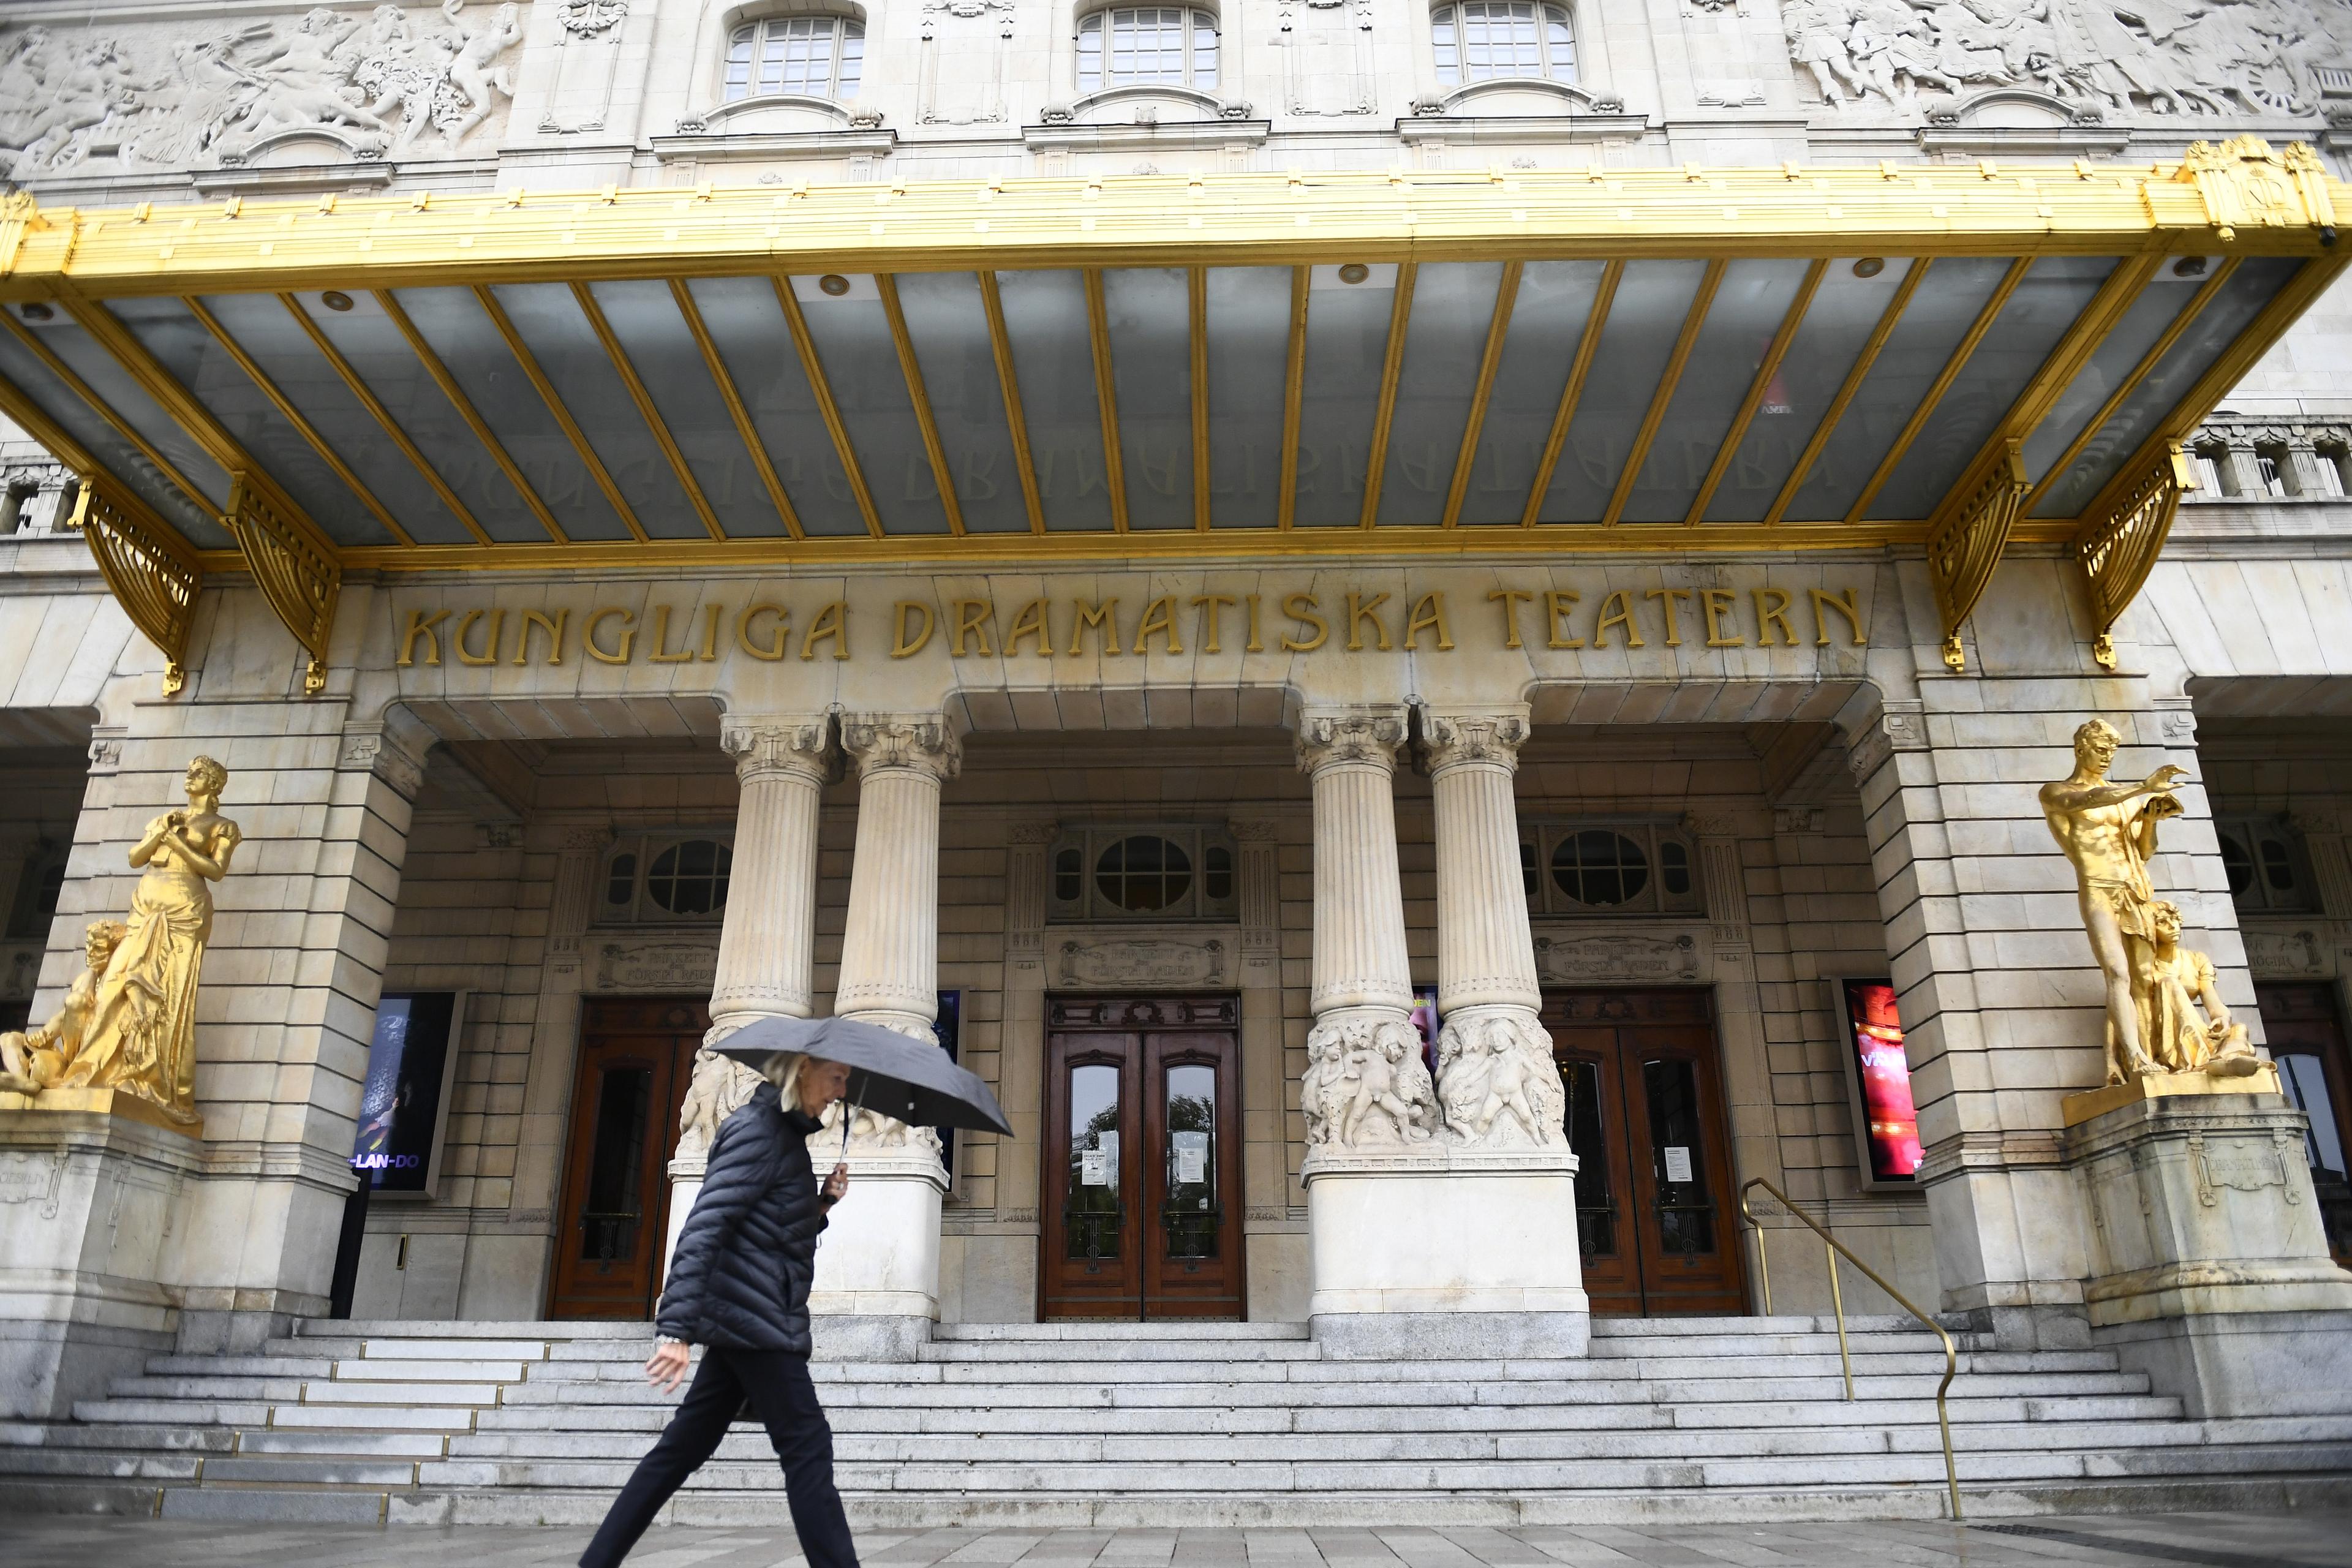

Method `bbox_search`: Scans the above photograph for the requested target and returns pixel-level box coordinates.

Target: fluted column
[1425,707,1566,1151]
[1295,707,1434,1154]
[805,713,960,1346]
[664,717,833,1276]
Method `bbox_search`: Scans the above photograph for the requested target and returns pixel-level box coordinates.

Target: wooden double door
[548,997,708,1320]
[1542,988,1746,1316]
[1041,995,1245,1319]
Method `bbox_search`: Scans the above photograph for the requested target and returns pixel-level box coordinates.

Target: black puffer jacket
[656,1084,829,1354]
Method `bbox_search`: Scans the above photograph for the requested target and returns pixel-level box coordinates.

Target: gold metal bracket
[73,477,201,696]
[1924,440,2029,674]
[2179,136,2339,243]
[221,473,341,696]
[2075,442,2196,673]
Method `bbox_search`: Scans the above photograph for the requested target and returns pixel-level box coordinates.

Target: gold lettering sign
[393,581,1869,667]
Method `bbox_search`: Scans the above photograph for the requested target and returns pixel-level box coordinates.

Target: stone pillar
[805,713,959,1358]
[508,825,606,1318]
[1297,706,1586,1359]
[661,717,832,1278]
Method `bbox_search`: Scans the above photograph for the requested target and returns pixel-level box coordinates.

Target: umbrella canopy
[715,1014,1012,1137]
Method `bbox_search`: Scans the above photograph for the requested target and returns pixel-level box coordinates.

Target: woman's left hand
[821,1162,850,1205]
[645,1340,692,1391]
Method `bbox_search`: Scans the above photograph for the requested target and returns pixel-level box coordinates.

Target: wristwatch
[657,1335,689,1349]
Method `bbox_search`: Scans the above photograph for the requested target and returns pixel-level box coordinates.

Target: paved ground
[2,1518,2348,1568]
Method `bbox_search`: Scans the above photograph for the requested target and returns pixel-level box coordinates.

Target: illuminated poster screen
[1842,979,1921,1184]
[350,992,459,1195]
[1411,990,1441,1083]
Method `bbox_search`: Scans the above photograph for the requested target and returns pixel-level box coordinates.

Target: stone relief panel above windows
[1781,0,2352,124]
[0,1,525,179]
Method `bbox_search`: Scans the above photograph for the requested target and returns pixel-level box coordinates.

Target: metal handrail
[1738,1175,1962,1521]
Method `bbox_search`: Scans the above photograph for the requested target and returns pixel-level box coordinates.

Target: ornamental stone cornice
[720,714,834,783]
[1419,706,1531,775]
[839,713,962,782]
[1295,705,1409,775]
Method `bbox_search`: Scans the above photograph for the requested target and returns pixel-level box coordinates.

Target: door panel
[1042,996,1245,1319]
[548,997,707,1319]
[2256,982,2352,1268]
[1542,988,1746,1316]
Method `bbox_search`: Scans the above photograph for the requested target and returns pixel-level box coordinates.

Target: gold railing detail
[1740,1175,1962,1521]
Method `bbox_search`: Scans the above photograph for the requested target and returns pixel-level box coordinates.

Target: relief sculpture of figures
[0,1,525,179]
[0,758,240,1129]
[1303,1016,1435,1148]
[2040,720,2190,1085]
[1436,1014,1567,1148]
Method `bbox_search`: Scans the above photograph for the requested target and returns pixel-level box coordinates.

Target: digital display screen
[1411,990,1441,1082]
[350,992,459,1194]
[1842,979,1921,1183]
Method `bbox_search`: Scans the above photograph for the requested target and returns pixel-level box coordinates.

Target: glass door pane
[580,1067,653,1266]
[1642,1057,1718,1257]
[1161,1062,1219,1261]
[1065,1062,1125,1262]
[1560,1057,1618,1262]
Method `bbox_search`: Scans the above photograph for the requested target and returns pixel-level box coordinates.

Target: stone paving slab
[1,1515,2348,1568]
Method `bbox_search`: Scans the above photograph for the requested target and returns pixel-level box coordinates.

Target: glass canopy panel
[0,334,232,548]
[484,284,699,540]
[1704,258,1913,525]
[25,318,235,514]
[1293,265,1398,528]
[679,277,869,538]
[105,297,394,548]
[1780,255,2011,523]
[2019,264,2211,488]
[1376,261,1502,528]
[1102,267,1196,532]
[791,277,948,536]
[891,272,1031,535]
[1204,267,1291,529]
[584,279,788,539]
[388,288,633,543]
[1537,259,1708,524]
[1455,260,1606,528]
[1867,255,2118,521]
[288,292,547,546]
[995,270,1115,533]
[194,294,472,546]
[1620,258,1812,524]
[2033,257,2301,519]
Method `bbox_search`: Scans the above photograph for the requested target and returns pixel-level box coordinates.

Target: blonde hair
[763,1051,810,1107]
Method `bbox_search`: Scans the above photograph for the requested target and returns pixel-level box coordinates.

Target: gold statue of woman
[62,756,241,1125]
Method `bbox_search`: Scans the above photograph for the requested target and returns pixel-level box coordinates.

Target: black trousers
[579,1345,860,1568]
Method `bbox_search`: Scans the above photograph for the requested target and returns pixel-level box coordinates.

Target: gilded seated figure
[50,756,241,1126]
[0,919,126,1093]
[2135,901,2263,1079]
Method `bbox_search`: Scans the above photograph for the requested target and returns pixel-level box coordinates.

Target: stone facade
[0,0,2349,1435]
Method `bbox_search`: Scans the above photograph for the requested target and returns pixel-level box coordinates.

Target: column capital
[840,712,962,783]
[1419,706,1531,775]
[720,714,834,784]
[1295,704,1409,776]
[338,710,434,802]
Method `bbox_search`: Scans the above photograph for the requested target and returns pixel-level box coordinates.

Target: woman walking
[579,1050,861,1568]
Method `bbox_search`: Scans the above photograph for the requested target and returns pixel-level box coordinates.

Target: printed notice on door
[1173,1131,1208,1185]
[1081,1149,1109,1185]
[1663,1145,1694,1184]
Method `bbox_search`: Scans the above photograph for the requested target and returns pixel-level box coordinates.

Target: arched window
[1077,7,1219,92]
[723,15,865,101]
[1431,1,1575,86]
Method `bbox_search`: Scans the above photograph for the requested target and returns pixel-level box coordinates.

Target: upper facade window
[2217,816,2312,914]
[601,834,734,924]
[1077,7,1220,92]
[1432,1,1575,86]
[1050,825,1238,922]
[724,17,865,101]
[1520,822,1700,918]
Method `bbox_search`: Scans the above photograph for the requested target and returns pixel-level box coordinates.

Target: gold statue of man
[58,756,241,1124]
[0,919,126,1093]
[2040,718,2188,1085]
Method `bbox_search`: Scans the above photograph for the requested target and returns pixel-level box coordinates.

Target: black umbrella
[714,1014,1012,1140]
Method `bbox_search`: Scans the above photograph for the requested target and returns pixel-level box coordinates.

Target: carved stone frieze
[1302,1012,1437,1149]
[1782,0,2350,121]
[597,938,719,993]
[1533,930,1703,984]
[2242,927,2329,978]
[674,1045,763,1161]
[1057,933,1229,989]
[1435,1008,1567,1150]
[0,2,526,179]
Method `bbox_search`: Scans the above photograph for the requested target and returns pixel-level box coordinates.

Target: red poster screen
[1843,980,1922,1182]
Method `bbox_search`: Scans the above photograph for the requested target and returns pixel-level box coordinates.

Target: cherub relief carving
[1436,1013,1567,1148]
[1303,1016,1434,1148]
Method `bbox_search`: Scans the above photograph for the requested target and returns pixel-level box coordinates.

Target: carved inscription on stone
[2242,928,2328,978]
[0,2,526,178]
[1534,931,1703,983]
[598,940,718,993]
[1058,936,1227,989]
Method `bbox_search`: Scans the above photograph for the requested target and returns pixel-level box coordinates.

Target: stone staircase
[4,1315,2349,1526]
